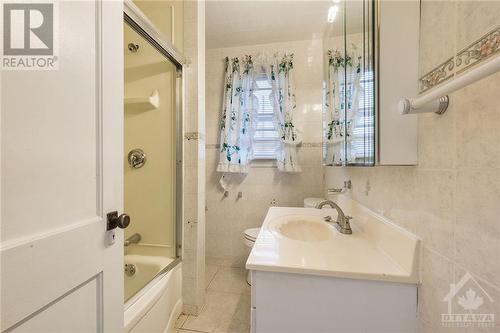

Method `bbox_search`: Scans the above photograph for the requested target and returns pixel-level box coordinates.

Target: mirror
[322,0,375,166]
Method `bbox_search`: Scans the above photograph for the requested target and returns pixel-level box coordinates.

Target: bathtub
[124,252,182,333]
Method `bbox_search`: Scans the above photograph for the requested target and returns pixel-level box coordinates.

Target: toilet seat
[243,228,261,286]
[244,228,260,242]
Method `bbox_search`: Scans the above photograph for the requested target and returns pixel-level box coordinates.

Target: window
[253,74,279,159]
[350,70,375,163]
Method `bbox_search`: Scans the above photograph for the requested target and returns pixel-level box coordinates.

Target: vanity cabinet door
[252,270,417,332]
[377,0,419,165]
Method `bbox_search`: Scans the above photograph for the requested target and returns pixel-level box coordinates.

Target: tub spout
[124,233,141,246]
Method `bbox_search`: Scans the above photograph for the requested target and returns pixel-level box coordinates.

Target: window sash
[253,75,278,160]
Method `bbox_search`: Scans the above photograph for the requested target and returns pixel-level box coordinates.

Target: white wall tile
[205,38,325,267]
[182,0,206,315]
[324,4,500,331]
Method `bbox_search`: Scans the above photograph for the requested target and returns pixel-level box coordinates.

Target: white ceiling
[206,1,364,49]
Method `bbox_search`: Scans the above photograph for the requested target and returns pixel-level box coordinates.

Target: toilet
[244,227,260,249]
[303,197,326,208]
[243,197,326,285]
[243,227,260,285]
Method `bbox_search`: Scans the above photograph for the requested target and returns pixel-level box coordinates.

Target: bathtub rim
[124,259,182,331]
[124,257,182,310]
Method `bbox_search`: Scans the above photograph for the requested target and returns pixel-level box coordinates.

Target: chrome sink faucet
[315,200,353,234]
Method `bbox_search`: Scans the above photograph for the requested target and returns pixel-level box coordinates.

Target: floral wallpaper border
[456,27,499,74]
[419,57,455,93]
[419,26,500,93]
[205,142,322,150]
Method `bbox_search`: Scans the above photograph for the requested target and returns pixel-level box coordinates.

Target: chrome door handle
[106,211,131,230]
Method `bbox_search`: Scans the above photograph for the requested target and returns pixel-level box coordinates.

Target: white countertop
[246,195,421,284]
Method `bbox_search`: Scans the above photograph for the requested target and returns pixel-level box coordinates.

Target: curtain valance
[217,52,302,174]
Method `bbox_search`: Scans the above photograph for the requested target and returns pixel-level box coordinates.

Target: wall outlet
[270,198,277,206]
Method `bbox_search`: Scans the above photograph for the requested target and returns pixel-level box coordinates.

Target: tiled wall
[325,2,500,332]
[182,0,206,315]
[205,39,325,267]
[419,2,500,93]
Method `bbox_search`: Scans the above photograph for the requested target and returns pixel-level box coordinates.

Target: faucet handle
[323,215,333,222]
[344,216,353,228]
[327,188,344,194]
[342,216,353,234]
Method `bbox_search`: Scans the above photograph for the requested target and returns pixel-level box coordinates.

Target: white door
[1,1,124,332]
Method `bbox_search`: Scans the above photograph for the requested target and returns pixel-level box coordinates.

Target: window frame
[252,73,279,161]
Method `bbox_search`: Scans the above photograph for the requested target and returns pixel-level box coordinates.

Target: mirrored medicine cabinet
[322,0,419,166]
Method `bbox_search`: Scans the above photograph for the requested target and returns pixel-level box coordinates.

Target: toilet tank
[303,198,325,208]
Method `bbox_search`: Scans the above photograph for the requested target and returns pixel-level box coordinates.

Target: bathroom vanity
[246,196,421,333]
[246,1,422,329]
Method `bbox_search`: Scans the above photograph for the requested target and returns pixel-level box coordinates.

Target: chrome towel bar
[399,56,500,115]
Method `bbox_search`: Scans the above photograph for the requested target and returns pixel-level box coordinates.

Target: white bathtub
[124,254,182,333]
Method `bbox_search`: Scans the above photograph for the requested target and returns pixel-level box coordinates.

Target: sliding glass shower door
[123,21,181,303]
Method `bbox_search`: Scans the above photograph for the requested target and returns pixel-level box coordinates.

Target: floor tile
[174,314,188,329]
[214,294,251,333]
[182,291,250,333]
[206,264,219,289]
[206,257,234,267]
[207,267,250,295]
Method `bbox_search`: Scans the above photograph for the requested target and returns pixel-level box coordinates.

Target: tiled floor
[175,264,251,333]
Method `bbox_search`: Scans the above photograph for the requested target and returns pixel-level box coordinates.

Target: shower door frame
[123,0,184,299]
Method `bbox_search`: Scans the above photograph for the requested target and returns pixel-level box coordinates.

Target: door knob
[106,211,131,231]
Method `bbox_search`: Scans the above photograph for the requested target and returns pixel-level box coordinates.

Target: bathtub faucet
[124,233,142,246]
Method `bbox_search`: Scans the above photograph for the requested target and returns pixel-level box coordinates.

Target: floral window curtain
[267,53,302,172]
[324,44,362,165]
[217,56,258,173]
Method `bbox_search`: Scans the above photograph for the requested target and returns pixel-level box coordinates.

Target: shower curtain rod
[399,55,500,115]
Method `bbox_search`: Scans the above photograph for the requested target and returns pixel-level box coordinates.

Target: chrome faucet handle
[326,180,351,195]
[343,216,353,234]
[323,216,333,222]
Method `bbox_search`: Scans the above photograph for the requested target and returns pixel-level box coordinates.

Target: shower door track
[124,0,185,67]
[122,0,184,307]
[124,257,182,310]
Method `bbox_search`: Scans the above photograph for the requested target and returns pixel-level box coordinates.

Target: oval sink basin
[272,216,332,242]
